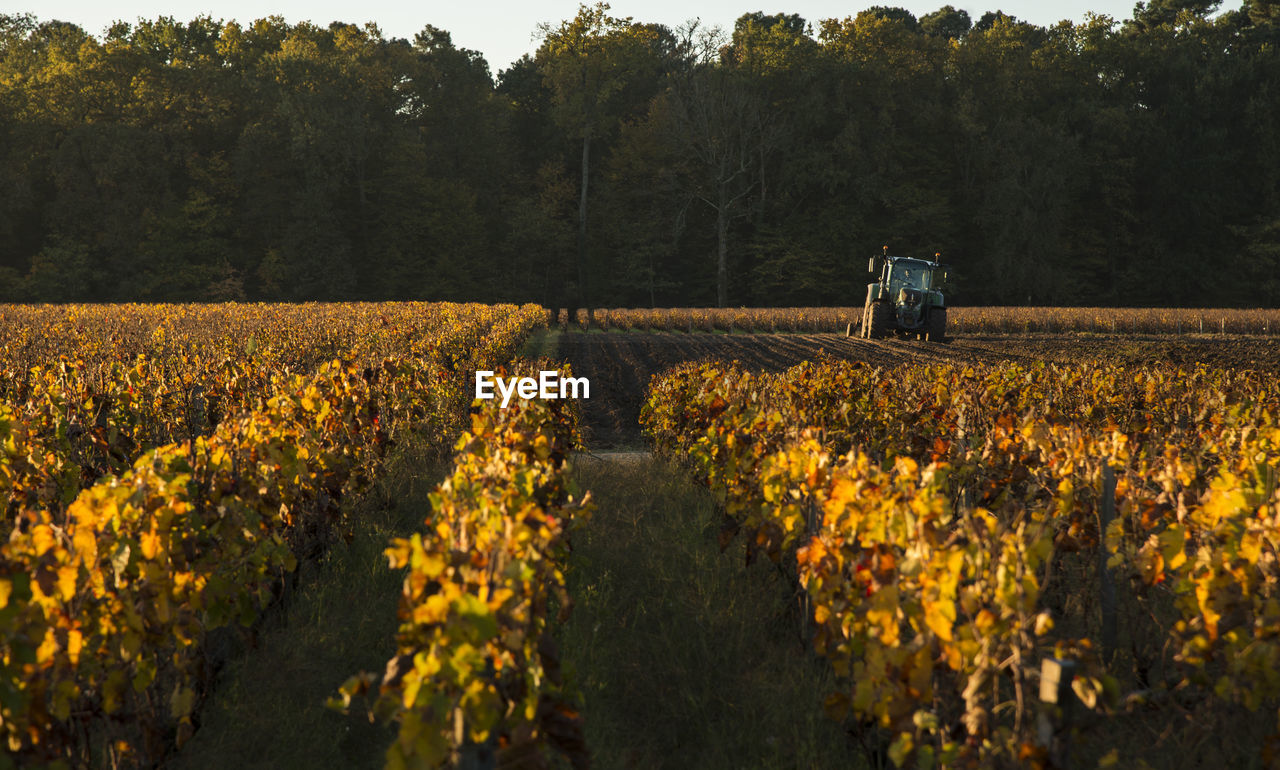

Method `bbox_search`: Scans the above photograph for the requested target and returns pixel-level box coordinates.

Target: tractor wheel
[866,301,891,339]
[926,307,948,342]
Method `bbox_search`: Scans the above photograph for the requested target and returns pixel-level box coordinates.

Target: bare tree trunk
[717,181,728,308]
[649,252,656,308]
[577,132,591,309]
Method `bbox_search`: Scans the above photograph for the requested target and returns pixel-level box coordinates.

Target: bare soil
[558,331,1280,449]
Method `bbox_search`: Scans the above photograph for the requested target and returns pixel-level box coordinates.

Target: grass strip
[169,443,447,770]
[560,453,861,769]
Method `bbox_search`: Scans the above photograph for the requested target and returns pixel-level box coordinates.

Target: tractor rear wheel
[866,301,891,339]
[926,307,947,342]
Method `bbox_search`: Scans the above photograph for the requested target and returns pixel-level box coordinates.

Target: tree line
[1,1,1278,308]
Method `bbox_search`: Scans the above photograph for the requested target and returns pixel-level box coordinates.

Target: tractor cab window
[890,265,928,293]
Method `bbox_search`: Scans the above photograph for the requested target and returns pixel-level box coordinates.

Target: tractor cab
[886,259,936,297]
[859,248,951,341]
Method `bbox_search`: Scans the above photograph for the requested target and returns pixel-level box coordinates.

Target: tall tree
[535,2,662,310]
[663,24,773,307]
[1130,0,1221,30]
[921,6,972,38]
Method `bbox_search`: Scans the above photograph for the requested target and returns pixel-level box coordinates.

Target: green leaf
[888,733,914,767]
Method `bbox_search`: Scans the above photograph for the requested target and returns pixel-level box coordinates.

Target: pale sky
[10,1,1245,73]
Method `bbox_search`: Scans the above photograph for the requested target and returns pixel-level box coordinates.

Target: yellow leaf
[924,599,955,641]
[412,594,450,625]
[942,641,963,671]
[1240,532,1262,566]
[1196,579,1222,640]
[385,540,410,569]
[140,530,160,561]
[67,629,83,665]
[945,550,965,582]
[867,585,901,645]
[56,565,77,602]
[36,628,59,665]
[32,524,56,556]
[814,603,830,624]
[401,673,422,709]
[1159,525,1187,571]
[416,551,446,578]
[72,522,99,564]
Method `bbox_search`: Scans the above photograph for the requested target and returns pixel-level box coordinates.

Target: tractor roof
[888,256,941,269]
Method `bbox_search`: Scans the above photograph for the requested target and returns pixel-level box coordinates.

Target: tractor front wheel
[926,307,948,342]
[865,301,891,339]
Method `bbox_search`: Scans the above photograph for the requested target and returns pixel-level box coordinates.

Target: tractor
[857,247,951,341]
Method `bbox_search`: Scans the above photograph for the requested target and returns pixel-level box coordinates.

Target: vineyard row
[642,359,1280,768]
[0,303,546,767]
[334,389,590,769]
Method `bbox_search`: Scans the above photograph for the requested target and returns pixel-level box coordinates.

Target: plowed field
[559,331,1280,448]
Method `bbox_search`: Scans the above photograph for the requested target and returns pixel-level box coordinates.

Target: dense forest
[1,1,1278,307]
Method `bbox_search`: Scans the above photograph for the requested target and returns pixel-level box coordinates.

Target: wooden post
[1098,466,1118,663]
[1037,657,1078,769]
[800,495,820,645]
